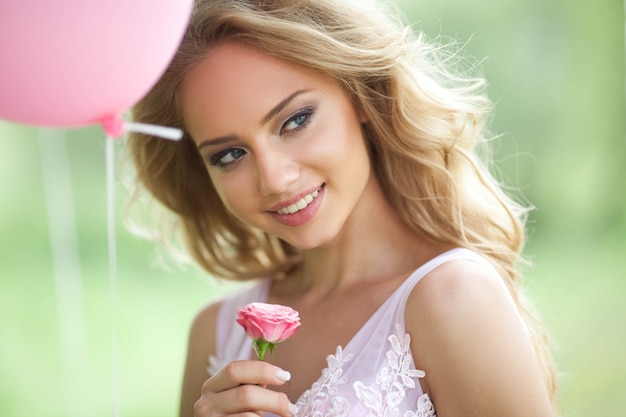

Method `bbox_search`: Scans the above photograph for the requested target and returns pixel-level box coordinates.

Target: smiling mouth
[275,188,321,215]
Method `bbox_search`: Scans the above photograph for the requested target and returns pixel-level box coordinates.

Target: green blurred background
[0,0,624,416]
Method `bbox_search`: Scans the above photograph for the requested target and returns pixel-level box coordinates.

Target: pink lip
[266,184,324,212]
[268,184,325,227]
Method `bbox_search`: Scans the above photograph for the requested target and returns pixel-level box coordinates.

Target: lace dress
[208,248,506,417]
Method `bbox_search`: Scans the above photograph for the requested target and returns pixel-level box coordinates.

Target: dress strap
[392,247,529,336]
[396,248,498,298]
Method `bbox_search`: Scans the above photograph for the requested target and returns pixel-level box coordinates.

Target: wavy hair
[125,0,558,408]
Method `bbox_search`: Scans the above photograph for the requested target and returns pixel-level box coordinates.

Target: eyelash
[280,107,314,135]
[208,147,246,168]
[207,106,315,169]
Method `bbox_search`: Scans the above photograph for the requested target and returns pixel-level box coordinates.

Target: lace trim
[294,324,436,417]
[405,395,436,417]
[294,345,353,417]
[208,324,435,416]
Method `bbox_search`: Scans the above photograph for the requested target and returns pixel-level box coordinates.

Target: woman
[126,0,559,416]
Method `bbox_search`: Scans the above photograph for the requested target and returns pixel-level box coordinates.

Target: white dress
[208,248,514,417]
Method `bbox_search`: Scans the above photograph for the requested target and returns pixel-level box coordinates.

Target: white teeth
[276,190,319,215]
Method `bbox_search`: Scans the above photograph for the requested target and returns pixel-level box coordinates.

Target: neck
[283,175,448,298]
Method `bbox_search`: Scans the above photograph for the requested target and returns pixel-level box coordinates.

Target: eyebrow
[197,135,235,150]
[197,89,311,150]
[260,89,310,125]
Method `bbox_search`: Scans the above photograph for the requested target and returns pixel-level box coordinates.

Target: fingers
[195,360,298,417]
[195,383,296,417]
[208,360,291,392]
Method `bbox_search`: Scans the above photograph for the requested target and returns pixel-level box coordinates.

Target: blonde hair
[125,0,558,408]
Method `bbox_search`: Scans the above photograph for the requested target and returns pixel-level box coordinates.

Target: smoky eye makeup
[279,105,316,136]
[207,147,246,168]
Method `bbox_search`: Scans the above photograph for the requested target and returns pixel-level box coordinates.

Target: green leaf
[253,339,277,361]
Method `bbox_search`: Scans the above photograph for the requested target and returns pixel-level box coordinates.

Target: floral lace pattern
[295,345,353,417]
[404,395,436,417]
[294,325,436,417]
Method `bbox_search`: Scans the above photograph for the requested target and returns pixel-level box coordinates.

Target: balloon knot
[100,114,125,138]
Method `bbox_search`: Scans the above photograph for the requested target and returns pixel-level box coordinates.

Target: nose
[255,144,300,196]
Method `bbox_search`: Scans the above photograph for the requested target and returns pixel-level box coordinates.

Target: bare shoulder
[407,257,514,322]
[188,299,223,352]
[406,257,553,417]
[406,258,522,364]
[180,300,223,417]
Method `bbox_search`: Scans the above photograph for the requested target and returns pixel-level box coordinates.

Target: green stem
[253,339,274,361]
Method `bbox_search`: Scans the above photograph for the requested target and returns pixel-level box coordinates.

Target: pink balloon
[0,0,192,131]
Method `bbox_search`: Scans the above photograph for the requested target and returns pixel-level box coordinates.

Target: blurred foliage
[0,1,624,416]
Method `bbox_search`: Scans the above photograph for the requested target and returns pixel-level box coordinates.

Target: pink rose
[236,302,301,360]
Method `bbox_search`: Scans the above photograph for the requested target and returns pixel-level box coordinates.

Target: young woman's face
[181,42,373,249]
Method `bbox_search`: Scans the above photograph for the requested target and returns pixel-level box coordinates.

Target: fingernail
[288,402,299,416]
[275,369,291,381]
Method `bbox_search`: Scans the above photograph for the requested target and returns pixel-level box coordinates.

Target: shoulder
[188,300,223,355]
[180,280,271,416]
[405,256,552,416]
[187,280,269,360]
[180,299,223,417]
[187,280,263,353]
[406,256,520,357]
[407,255,513,321]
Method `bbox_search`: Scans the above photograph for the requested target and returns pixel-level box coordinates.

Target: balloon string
[101,114,181,417]
[106,136,120,417]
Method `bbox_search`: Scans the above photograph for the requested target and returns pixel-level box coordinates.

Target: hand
[194,360,298,417]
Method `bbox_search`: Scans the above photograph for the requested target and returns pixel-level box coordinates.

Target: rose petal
[236,302,301,344]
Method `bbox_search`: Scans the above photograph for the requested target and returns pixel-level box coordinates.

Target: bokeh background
[1,0,624,416]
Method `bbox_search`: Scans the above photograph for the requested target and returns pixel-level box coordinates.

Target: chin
[284,238,324,251]
[281,229,341,251]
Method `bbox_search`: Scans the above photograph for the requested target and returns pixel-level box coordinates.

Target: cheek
[311,112,370,173]
[209,171,258,218]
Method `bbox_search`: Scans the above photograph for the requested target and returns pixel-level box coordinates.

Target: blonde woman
[126,0,558,416]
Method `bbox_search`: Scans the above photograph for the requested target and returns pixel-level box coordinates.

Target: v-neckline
[260,248,462,367]
[254,248,469,414]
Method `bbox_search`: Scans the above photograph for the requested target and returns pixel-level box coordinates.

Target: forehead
[181,42,328,134]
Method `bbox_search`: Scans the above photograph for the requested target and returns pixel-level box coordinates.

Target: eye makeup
[208,147,246,168]
[280,106,315,136]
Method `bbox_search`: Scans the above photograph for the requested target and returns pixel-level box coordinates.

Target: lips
[275,189,320,215]
[268,184,325,227]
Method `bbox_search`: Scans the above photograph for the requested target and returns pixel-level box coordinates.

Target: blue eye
[209,147,246,168]
[280,108,314,135]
